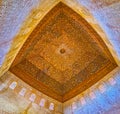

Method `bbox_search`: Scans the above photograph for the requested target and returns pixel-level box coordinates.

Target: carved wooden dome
[10,2,117,102]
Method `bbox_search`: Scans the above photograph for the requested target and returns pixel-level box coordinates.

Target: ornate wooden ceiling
[10,2,117,102]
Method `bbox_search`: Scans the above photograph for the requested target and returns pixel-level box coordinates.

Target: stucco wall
[0,71,63,114]
[63,67,120,114]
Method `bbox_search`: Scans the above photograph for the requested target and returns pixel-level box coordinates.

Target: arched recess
[0,0,119,77]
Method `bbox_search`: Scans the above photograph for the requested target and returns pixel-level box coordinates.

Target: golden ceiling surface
[10,2,117,102]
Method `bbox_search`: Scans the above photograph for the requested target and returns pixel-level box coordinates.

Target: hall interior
[0,0,120,114]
